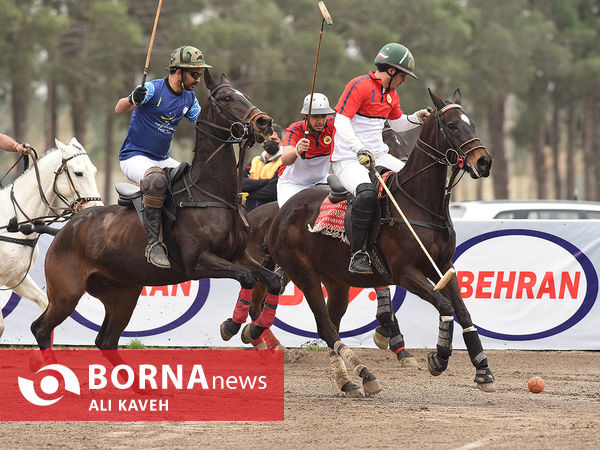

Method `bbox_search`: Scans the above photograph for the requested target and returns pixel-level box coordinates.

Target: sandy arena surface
[1,348,599,449]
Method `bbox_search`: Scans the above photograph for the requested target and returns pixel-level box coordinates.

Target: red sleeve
[284,122,304,147]
[388,92,403,120]
[334,75,370,119]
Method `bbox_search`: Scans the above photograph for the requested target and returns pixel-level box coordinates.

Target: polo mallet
[142,0,163,86]
[373,169,456,291]
[305,1,333,138]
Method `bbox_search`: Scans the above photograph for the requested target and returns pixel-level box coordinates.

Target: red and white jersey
[279,117,335,186]
[332,70,403,161]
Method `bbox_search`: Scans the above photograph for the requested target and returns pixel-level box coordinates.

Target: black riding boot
[348,182,377,274]
[143,206,171,269]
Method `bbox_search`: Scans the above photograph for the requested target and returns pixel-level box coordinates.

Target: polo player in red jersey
[331,43,431,274]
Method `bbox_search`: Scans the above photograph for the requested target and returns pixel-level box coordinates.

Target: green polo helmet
[169,46,212,69]
[374,43,417,78]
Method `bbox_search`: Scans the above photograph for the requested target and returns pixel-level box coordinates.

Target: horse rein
[174,83,265,228]
[9,151,100,227]
[414,104,487,168]
[380,104,487,231]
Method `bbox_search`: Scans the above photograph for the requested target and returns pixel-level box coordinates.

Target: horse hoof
[273,344,287,351]
[363,378,383,395]
[220,318,240,341]
[373,330,390,349]
[241,324,253,344]
[341,381,364,398]
[397,356,419,368]
[477,381,497,393]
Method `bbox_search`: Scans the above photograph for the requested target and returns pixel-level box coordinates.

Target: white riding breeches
[120,155,181,185]
[277,180,317,208]
[332,153,405,195]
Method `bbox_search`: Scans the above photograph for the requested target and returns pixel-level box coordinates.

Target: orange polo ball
[528,376,545,393]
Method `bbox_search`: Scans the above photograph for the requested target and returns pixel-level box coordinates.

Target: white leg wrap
[463,326,477,333]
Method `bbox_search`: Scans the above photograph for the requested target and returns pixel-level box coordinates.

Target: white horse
[0,137,103,337]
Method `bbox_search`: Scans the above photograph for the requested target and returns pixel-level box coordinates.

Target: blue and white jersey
[119,78,201,161]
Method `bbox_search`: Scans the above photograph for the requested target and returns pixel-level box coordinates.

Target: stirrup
[348,251,373,274]
[145,242,171,269]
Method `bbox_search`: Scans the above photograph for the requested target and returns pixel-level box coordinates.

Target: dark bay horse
[31,70,280,356]
[221,127,418,367]
[258,89,495,397]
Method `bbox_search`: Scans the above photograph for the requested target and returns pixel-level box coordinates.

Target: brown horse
[249,88,495,397]
[221,126,418,368]
[31,70,280,357]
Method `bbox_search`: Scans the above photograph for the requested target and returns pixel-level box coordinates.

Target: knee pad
[352,183,378,229]
[141,167,167,208]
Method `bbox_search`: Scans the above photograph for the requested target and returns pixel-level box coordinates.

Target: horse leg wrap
[254,293,278,328]
[335,341,365,377]
[463,328,489,370]
[389,333,406,355]
[437,315,454,360]
[232,288,253,324]
[260,328,282,350]
[329,351,352,390]
[375,287,394,328]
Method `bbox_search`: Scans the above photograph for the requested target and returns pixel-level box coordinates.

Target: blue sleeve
[186,96,201,123]
[138,81,155,105]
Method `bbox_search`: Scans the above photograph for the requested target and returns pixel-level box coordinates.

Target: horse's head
[202,69,273,143]
[426,88,492,179]
[54,137,103,211]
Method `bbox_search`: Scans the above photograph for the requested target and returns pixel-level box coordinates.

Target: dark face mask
[263,140,280,155]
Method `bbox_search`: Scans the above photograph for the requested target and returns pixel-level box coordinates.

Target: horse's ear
[70,137,84,150]
[220,73,230,84]
[55,138,66,151]
[204,68,216,90]
[452,88,462,105]
[428,88,445,111]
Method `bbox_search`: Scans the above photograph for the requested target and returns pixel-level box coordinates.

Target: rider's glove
[357,148,375,171]
[129,86,147,105]
[414,108,432,123]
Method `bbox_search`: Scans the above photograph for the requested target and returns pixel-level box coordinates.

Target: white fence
[2,220,599,350]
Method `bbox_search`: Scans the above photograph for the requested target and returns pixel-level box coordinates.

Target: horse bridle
[10,152,101,224]
[195,83,264,144]
[380,104,488,232]
[53,152,102,212]
[415,104,487,169]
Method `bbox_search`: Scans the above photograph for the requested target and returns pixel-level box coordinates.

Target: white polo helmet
[301,93,335,115]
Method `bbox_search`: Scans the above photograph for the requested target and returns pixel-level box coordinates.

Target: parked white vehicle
[450,200,600,220]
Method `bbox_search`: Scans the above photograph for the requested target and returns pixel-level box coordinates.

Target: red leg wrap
[392,346,405,355]
[232,288,253,324]
[255,293,278,328]
[260,328,281,350]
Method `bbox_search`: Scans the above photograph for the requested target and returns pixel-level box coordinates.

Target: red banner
[0,350,284,421]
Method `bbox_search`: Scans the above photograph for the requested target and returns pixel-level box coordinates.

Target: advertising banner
[1,220,599,350]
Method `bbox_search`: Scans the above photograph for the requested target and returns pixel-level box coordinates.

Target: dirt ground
[1,348,599,449]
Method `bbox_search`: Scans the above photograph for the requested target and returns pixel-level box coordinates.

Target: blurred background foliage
[0,0,599,203]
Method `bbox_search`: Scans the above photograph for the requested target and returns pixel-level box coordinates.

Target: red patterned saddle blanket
[307,172,392,243]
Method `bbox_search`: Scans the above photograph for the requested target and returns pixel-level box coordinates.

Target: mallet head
[318,1,333,25]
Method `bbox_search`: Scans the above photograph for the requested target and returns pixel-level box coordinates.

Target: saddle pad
[308,172,393,244]
[307,197,349,243]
